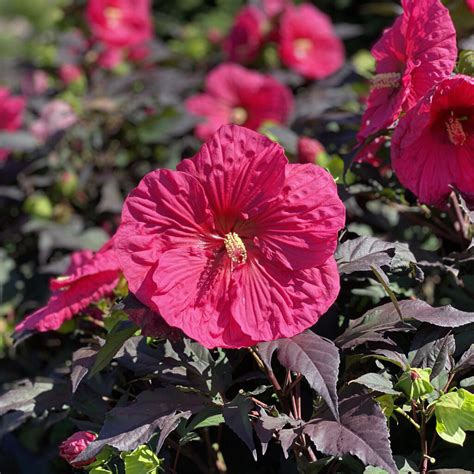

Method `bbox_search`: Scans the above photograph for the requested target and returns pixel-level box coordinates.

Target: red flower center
[445,113,467,146]
[370,72,401,91]
[224,232,247,265]
[293,38,313,59]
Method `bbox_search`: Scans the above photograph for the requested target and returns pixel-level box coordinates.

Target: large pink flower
[224,6,267,64]
[277,3,344,80]
[30,100,78,143]
[357,0,457,143]
[0,88,25,161]
[186,63,293,141]
[392,75,474,206]
[16,240,121,332]
[467,0,474,13]
[114,125,345,349]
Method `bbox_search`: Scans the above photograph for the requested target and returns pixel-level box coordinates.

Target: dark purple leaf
[336,236,417,275]
[398,300,474,328]
[303,391,397,473]
[74,388,208,462]
[222,394,256,461]
[156,411,192,454]
[278,429,299,459]
[455,345,474,375]
[71,347,98,393]
[335,304,413,350]
[409,327,455,378]
[258,331,340,420]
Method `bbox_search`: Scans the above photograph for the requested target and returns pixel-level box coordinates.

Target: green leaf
[458,50,474,77]
[351,372,401,395]
[434,389,474,446]
[122,445,163,474]
[89,321,138,378]
[89,467,113,474]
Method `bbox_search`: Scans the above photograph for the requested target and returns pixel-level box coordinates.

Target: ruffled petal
[115,169,215,297]
[177,125,286,227]
[230,255,340,341]
[254,163,345,270]
[151,247,258,348]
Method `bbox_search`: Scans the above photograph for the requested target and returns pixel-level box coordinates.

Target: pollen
[445,114,466,146]
[224,232,247,265]
[231,107,248,125]
[370,72,401,90]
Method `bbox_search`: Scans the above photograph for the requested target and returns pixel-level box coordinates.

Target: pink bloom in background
[261,0,289,18]
[30,100,78,142]
[114,125,345,349]
[392,75,474,206]
[59,64,82,85]
[297,136,325,164]
[20,70,49,96]
[357,0,457,143]
[16,240,121,332]
[186,63,293,141]
[278,3,344,80]
[467,0,474,13]
[0,88,25,161]
[86,0,153,65]
[59,431,97,468]
[224,6,267,64]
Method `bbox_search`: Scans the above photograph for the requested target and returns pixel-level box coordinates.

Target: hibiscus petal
[151,247,258,348]
[231,255,340,341]
[254,163,345,270]
[177,125,287,227]
[115,169,215,297]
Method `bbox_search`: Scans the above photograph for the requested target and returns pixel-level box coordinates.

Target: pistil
[370,72,401,90]
[445,114,466,146]
[224,232,247,265]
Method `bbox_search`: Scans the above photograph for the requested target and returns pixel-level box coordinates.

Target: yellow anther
[231,107,248,125]
[370,72,401,90]
[445,114,466,146]
[224,232,247,265]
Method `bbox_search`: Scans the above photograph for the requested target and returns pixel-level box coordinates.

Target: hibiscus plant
[0,0,474,473]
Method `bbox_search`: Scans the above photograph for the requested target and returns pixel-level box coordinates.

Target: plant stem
[419,411,429,474]
[394,406,421,431]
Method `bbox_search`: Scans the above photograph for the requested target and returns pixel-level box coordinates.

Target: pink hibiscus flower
[0,88,25,161]
[114,125,345,349]
[261,0,289,18]
[467,0,474,13]
[224,6,267,64]
[354,136,388,168]
[392,75,474,206]
[186,63,294,141]
[278,3,344,80]
[16,240,121,332]
[297,136,325,164]
[59,431,97,468]
[86,0,153,66]
[357,0,457,143]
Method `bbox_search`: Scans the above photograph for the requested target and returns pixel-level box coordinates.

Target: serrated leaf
[74,388,207,463]
[455,345,474,375]
[336,236,417,275]
[303,390,397,473]
[351,373,400,395]
[89,321,138,378]
[435,389,474,446]
[408,327,455,378]
[71,347,98,393]
[258,331,340,420]
[222,393,256,461]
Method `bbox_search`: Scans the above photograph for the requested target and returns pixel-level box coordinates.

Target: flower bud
[23,193,53,219]
[59,431,97,468]
[395,368,434,400]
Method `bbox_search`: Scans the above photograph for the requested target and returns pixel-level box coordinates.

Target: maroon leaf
[303,391,397,473]
[223,394,256,461]
[258,331,340,420]
[74,387,207,463]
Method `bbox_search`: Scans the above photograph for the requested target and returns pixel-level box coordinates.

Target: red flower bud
[59,431,97,468]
